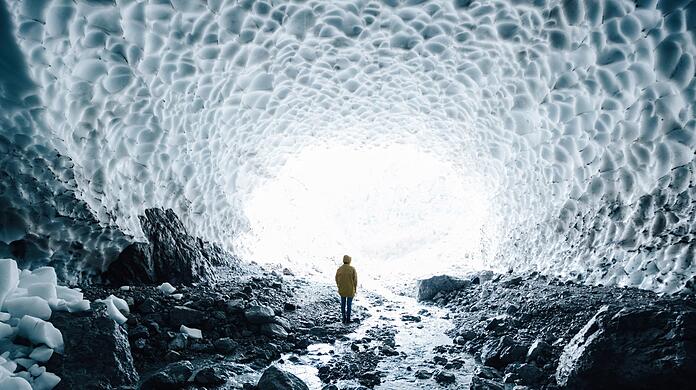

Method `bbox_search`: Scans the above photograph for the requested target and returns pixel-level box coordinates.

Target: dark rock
[481,336,527,369]
[417,275,471,301]
[164,350,181,362]
[214,337,239,353]
[105,242,155,285]
[434,370,456,384]
[245,305,275,324]
[261,323,289,338]
[169,305,204,326]
[321,386,338,390]
[556,305,696,389]
[504,363,543,385]
[107,208,218,285]
[475,365,502,380]
[526,339,551,364]
[139,297,159,314]
[284,302,297,311]
[257,365,309,390]
[49,302,138,389]
[415,369,432,379]
[194,366,228,385]
[141,360,194,389]
[470,376,505,390]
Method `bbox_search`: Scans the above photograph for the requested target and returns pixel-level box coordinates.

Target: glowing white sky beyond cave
[234,141,493,280]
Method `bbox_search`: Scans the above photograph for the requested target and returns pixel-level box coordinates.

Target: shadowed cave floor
[55,264,696,390]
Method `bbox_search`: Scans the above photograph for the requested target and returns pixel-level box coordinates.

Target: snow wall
[0,0,695,292]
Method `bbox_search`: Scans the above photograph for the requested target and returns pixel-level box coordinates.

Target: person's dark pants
[340,296,353,323]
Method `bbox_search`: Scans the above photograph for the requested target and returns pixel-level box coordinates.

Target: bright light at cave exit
[234,143,491,285]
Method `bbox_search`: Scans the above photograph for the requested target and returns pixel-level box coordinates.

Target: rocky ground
[420,271,696,390]
[43,209,696,390]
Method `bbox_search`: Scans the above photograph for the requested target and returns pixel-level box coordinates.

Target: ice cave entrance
[233,142,493,287]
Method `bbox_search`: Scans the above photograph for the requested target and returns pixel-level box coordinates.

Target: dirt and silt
[59,260,696,390]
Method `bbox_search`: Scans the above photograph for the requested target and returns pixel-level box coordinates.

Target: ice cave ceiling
[0,0,695,292]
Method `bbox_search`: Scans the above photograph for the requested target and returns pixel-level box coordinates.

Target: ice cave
[1,0,695,389]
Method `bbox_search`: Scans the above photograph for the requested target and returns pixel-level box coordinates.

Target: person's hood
[343,255,352,264]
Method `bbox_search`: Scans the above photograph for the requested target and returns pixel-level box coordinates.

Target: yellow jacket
[335,256,357,297]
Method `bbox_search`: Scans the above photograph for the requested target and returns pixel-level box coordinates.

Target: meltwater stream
[276,289,476,389]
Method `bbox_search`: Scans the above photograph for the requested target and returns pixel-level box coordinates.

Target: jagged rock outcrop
[556,305,696,389]
[106,208,226,285]
[417,275,470,301]
[48,302,138,389]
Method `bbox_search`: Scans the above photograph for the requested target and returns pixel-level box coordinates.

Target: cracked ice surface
[1,0,696,292]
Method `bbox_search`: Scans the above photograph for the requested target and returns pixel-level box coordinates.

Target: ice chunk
[119,286,130,291]
[0,259,19,307]
[171,293,183,300]
[0,377,32,390]
[29,346,54,363]
[3,297,52,320]
[95,297,127,325]
[33,371,61,390]
[27,283,57,301]
[0,322,14,339]
[66,300,90,313]
[180,325,202,339]
[17,316,64,352]
[0,312,10,321]
[18,267,57,288]
[55,286,83,302]
[29,363,45,376]
[15,358,35,369]
[158,283,176,294]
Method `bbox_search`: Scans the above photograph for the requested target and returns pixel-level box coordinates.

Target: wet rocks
[257,365,309,390]
[169,305,204,326]
[480,336,527,369]
[414,369,432,379]
[417,275,470,302]
[194,365,228,385]
[556,305,696,389]
[49,302,138,389]
[245,305,276,324]
[261,323,289,338]
[141,360,194,389]
[434,370,456,384]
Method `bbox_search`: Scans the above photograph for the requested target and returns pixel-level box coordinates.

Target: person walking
[335,254,358,324]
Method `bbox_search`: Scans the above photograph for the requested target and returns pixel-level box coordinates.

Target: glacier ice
[0,0,695,293]
[0,260,91,390]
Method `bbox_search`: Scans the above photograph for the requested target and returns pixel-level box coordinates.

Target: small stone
[434,370,456,384]
[261,323,289,338]
[194,366,228,385]
[214,337,239,353]
[245,305,275,324]
[415,369,432,379]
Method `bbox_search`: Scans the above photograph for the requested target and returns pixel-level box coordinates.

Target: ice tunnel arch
[1,0,695,292]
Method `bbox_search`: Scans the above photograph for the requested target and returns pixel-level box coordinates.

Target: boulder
[49,302,138,389]
[169,305,204,326]
[481,336,527,369]
[257,365,309,390]
[434,370,456,384]
[105,208,221,285]
[245,305,275,324]
[556,305,696,389]
[470,376,504,390]
[261,323,288,338]
[417,275,470,302]
[141,360,194,389]
[194,366,228,385]
[105,242,154,284]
